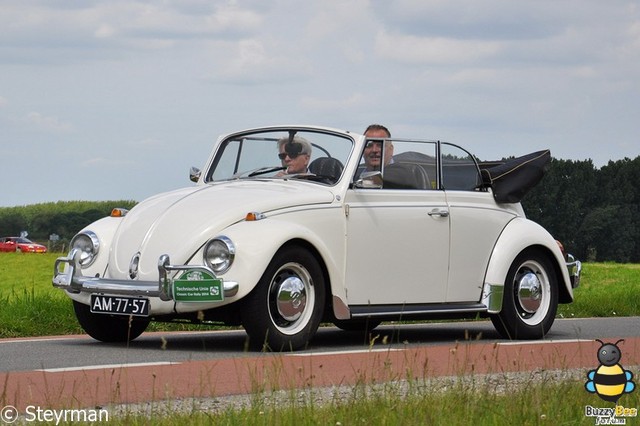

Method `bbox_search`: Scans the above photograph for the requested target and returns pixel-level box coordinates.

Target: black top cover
[479,150,551,204]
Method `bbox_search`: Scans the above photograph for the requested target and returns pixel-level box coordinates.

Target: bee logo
[585,339,635,403]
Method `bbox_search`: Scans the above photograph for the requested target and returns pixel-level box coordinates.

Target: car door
[440,143,518,302]
[0,238,14,252]
[343,140,450,305]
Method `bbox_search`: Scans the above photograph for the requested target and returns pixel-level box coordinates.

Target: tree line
[1,155,638,262]
[0,200,137,252]
[522,156,640,263]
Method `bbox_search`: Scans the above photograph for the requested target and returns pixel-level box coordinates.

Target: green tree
[523,159,597,258]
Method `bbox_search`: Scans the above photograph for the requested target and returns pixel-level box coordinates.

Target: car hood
[108,180,335,278]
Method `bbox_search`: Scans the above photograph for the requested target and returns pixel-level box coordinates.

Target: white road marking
[497,339,593,346]
[0,336,88,344]
[35,361,180,373]
[287,348,404,357]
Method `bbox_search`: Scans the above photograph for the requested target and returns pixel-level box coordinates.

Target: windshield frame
[203,127,355,186]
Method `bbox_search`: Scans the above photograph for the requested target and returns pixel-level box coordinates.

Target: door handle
[428,209,449,218]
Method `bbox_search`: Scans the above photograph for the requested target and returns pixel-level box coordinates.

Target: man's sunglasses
[278,152,305,160]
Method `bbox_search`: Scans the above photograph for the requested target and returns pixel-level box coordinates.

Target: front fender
[220,208,346,303]
[71,216,124,278]
[483,217,574,310]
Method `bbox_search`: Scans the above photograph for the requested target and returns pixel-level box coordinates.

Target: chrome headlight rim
[70,231,100,268]
[203,236,235,275]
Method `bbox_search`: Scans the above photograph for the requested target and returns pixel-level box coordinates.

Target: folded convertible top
[479,149,551,203]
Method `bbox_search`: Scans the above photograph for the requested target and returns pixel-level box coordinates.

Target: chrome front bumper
[566,253,581,289]
[52,249,239,301]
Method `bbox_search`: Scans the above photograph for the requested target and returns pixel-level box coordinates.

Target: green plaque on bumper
[173,270,223,302]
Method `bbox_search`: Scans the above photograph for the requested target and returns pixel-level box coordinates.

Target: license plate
[90,295,150,317]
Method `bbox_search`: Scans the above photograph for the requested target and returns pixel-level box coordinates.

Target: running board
[349,303,488,320]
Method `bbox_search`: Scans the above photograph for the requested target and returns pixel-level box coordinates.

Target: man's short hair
[364,124,391,138]
[278,136,312,156]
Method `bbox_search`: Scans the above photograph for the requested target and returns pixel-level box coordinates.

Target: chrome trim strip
[482,283,504,314]
[53,250,238,301]
[349,303,488,318]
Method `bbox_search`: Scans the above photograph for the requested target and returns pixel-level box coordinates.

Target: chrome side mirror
[354,171,383,189]
[189,166,201,183]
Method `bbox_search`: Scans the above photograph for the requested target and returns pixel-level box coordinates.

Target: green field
[0,252,638,338]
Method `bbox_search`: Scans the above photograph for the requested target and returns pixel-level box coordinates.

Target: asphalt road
[2,317,639,373]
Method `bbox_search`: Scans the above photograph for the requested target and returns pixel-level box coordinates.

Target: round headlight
[70,231,100,267]
[204,236,235,274]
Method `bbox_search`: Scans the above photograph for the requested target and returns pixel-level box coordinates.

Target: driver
[275,136,312,176]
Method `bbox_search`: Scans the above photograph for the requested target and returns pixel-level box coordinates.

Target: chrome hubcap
[268,262,315,335]
[516,271,542,314]
[276,276,307,321]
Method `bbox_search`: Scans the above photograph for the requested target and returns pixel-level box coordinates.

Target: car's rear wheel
[73,300,149,342]
[490,249,558,340]
[241,246,325,351]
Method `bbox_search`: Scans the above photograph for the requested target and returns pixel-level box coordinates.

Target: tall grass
[109,371,638,425]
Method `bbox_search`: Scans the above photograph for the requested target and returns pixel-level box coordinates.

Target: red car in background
[0,237,48,253]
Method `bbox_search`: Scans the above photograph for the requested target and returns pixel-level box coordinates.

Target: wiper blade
[246,166,286,177]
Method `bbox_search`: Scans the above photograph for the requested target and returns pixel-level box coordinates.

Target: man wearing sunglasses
[354,124,393,180]
[276,136,312,176]
[362,124,393,172]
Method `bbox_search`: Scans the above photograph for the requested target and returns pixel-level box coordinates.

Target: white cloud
[24,112,73,133]
[0,1,264,63]
[300,93,367,110]
[375,31,502,65]
[81,157,135,168]
[211,38,313,84]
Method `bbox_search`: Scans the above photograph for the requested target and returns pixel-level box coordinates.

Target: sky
[1,0,639,207]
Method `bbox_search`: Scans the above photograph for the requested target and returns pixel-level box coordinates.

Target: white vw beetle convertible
[53,125,581,350]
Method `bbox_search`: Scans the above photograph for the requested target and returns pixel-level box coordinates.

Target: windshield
[205,129,353,185]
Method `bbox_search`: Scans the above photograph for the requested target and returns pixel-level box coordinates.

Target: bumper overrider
[53,248,239,304]
[566,253,581,289]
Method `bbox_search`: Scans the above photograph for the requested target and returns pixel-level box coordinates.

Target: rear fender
[483,218,573,312]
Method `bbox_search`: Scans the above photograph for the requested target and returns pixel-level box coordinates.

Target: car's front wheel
[73,301,150,342]
[241,246,326,351]
[490,249,559,340]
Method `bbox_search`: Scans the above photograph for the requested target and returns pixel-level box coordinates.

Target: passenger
[356,124,394,179]
[275,136,312,176]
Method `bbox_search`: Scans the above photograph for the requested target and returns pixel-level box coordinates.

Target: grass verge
[108,370,639,425]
